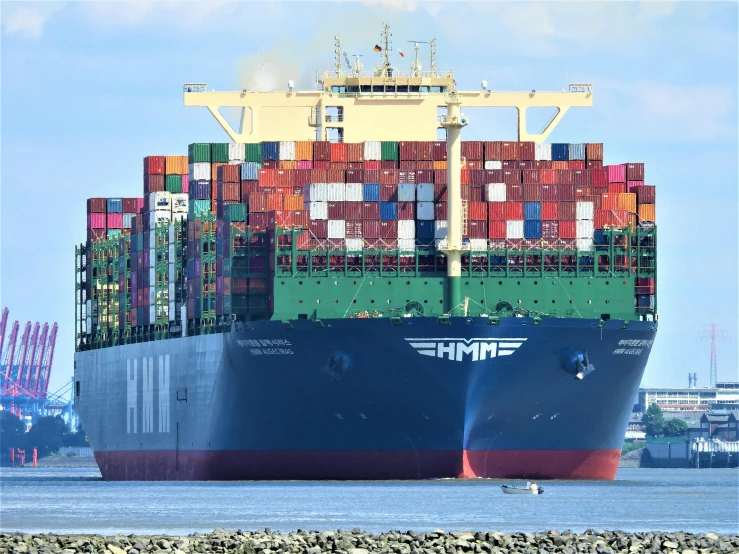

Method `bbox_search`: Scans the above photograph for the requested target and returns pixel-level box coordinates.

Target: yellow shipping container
[618,192,637,213]
[433,161,447,170]
[638,203,656,222]
[295,141,313,161]
[165,155,188,175]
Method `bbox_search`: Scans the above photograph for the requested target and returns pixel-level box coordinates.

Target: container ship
[74,28,658,481]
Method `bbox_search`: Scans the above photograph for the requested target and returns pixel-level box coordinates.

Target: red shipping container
[558,170,574,185]
[327,168,345,182]
[518,161,536,170]
[266,193,283,211]
[416,169,434,184]
[601,193,618,210]
[488,203,506,221]
[217,164,240,183]
[379,220,398,239]
[260,186,276,194]
[541,184,558,201]
[611,209,630,227]
[608,183,626,194]
[416,161,433,170]
[522,169,539,184]
[586,143,604,161]
[417,141,434,161]
[380,170,399,185]
[399,170,416,184]
[219,182,240,201]
[364,160,381,170]
[484,169,503,183]
[507,184,523,202]
[542,202,558,220]
[144,175,165,194]
[360,220,379,239]
[590,169,608,188]
[313,160,331,170]
[541,220,559,240]
[294,169,311,187]
[122,198,138,213]
[434,183,448,202]
[502,170,522,185]
[432,141,447,161]
[607,164,626,183]
[330,142,347,162]
[517,142,535,161]
[626,163,644,181]
[575,187,589,198]
[312,142,331,161]
[143,156,165,175]
[585,195,602,210]
[632,185,656,204]
[627,180,644,191]
[380,160,397,169]
[435,169,448,185]
[501,142,518,160]
[107,213,122,229]
[362,202,380,220]
[539,169,557,185]
[328,201,345,219]
[345,202,362,220]
[345,169,363,183]
[461,184,471,201]
[399,161,416,170]
[559,220,576,239]
[310,219,328,238]
[345,220,364,238]
[269,210,295,228]
[469,170,485,187]
[365,169,380,183]
[347,162,362,171]
[435,202,447,220]
[261,160,277,169]
[310,169,327,183]
[485,141,503,161]
[488,220,507,239]
[501,160,520,170]
[460,169,470,185]
[587,160,604,170]
[558,202,576,220]
[399,141,418,161]
[467,220,487,239]
[211,181,219,201]
[523,184,542,201]
[552,161,568,170]
[380,183,398,201]
[636,277,656,294]
[258,169,277,187]
[462,141,483,161]
[534,160,552,170]
[469,202,487,221]
[505,202,524,220]
[241,180,259,195]
[572,170,590,187]
[568,160,585,170]
[469,187,483,203]
[87,198,107,214]
[398,202,415,220]
[347,143,364,162]
[594,210,609,230]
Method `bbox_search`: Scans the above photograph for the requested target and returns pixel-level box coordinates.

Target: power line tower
[698,323,729,387]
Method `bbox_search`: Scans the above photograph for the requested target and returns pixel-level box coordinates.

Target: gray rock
[108,545,127,554]
[663,541,680,549]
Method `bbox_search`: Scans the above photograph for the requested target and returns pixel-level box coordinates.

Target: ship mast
[381,22,392,77]
[334,35,343,78]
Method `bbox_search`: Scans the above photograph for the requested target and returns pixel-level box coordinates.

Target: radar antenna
[407,40,428,77]
[334,35,343,77]
[344,53,364,77]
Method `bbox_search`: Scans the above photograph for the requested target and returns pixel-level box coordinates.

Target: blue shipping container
[106,198,123,213]
[524,220,542,239]
[637,294,655,308]
[191,180,211,200]
[524,201,542,220]
[363,183,380,202]
[593,230,608,245]
[568,143,585,160]
[240,162,261,181]
[262,141,280,161]
[398,183,416,202]
[416,220,435,240]
[551,143,569,161]
[380,202,398,220]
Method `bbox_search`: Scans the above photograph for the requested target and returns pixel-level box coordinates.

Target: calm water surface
[0,467,737,536]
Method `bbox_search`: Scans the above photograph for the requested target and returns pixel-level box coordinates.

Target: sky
[1,0,737,396]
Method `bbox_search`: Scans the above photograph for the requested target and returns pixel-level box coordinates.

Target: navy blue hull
[75,317,656,480]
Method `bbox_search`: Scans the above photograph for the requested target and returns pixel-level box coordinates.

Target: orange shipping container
[266,194,284,211]
[278,160,297,170]
[638,204,656,222]
[433,161,447,170]
[295,141,313,161]
[283,194,304,211]
[618,192,637,213]
[540,169,557,184]
[347,143,364,162]
[552,161,568,170]
[501,141,518,160]
[585,143,604,161]
[601,193,618,210]
[330,142,348,162]
[165,155,188,175]
[461,169,470,185]
[211,162,226,181]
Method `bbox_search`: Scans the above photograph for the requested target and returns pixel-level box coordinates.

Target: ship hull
[74,316,656,481]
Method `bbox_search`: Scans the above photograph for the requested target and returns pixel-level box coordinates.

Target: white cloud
[2,3,65,38]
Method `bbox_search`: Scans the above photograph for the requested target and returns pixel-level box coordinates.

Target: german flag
[373,44,382,52]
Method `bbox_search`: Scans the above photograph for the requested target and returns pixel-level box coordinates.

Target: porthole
[387,281,392,285]
[353,281,357,285]
[570,281,574,285]
[569,300,574,304]
[317,280,321,285]
[605,300,610,304]
[465,281,469,285]
[317,299,321,303]
[606,281,609,285]
[424,300,428,303]
[406,281,410,285]
[299,281,303,285]
[387,300,392,304]
[424,281,428,285]
[370,281,374,285]
[623,281,627,285]
[371,300,375,303]
[588,300,592,304]
[480,300,485,304]
[334,281,338,285]
[534,300,538,304]
[517,300,522,304]
[299,300,303,304]
[352,299,357,303]
[334,300,339,304]
[439,300,443,304]
[534,281,538,285]
[281,281,285,285]
[498,281,503,285]
[517,281,521,285]
[552,300,556,303]
[480,281,484,285]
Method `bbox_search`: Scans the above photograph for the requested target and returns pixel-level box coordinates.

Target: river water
[0,468,737,536]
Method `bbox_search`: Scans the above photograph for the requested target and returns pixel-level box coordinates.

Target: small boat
[500,482,544,494]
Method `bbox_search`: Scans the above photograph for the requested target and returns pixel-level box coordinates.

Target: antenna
[407,40,428,77]
[697,323,730,387]
[334,35,343,77]
[382,21,392,76]
[429,37,437,77]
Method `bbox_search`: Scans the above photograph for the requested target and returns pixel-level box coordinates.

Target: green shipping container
[165,174,183,193]
[381,141,399,161]
[211,143,229,163]
[190,200,212,218]
[245,143,263,162]
[107,230,122,240]
[188,143,210,163]
[224,203,247,222]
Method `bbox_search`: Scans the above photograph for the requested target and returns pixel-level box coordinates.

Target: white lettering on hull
[406,338,527,362]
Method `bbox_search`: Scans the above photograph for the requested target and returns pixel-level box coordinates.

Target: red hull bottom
[94,449,620,481]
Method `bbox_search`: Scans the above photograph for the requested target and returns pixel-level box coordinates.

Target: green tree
[0,411,26,455]
[25,415,69,457]
[642,403,666,437]
[663,418,689,437]
[63,423,88,447]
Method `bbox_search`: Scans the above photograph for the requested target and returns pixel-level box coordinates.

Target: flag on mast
[373,44,382,52]
[398,49,405,57]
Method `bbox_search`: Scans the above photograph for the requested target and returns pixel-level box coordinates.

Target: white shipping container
[434,238,448,249]
[168,223,175,243]
[149,306,156,323]
[398,183,416,202]
[434,220,448,239]
[151,210,171,228]
[416,183,435,202]
[169,301,176,322]
[171,193,188,213]
[309,183,328,202]
[123,213,134,229]
[576,201,594,220]
[398,220,416,239]
[486,183,507,202]
[149,266,155,287]
[345,183,363,202]
[398,238,416,252]
[507,220,524,239]
[149,232,156,249]
[535,143,552,161]
[228,143,245,162]
[279,141,296,161]
[577,238,594,251]
[484,160,503,170]
[327,182,345,201]
[188,162,210,181]
[328,220,346,239]
[149,191,172,212]
[417,201,435,220]
[168,245,175,265]
[364,141,381,161]
[577,219,594,239]
[169,282,175,300]
[346,238,363,252]
[310,201,328,220]
[172,212,186,223]
[469,238,488,251]
[148,287,155,306]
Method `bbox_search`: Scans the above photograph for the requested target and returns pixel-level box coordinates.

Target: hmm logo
[406,338,527,361]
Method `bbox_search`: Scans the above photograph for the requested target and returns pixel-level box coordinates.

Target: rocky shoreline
[2,529,737,554]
